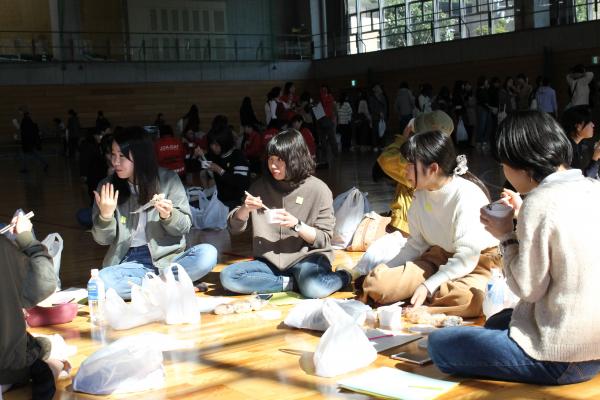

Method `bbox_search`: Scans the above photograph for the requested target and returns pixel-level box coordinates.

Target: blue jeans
[428,308,600,385]
[220,254,350,299]
[99,244,217,299]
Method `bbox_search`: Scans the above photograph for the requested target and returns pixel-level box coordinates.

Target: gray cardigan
[92,168,192,270]
[228,175,335,271]
[0,232,56,384]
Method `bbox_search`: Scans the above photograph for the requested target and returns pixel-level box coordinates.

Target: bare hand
[242,193,265,212]
[193,146,204,158]
[93,183,119,219]
[208,163,225,175]
[10,214,32,235]
[410,284,429,307]
[499,188,522,218]
[480,208,515,239]
[277,209,299,229]
[593,141,600,161]
[154,198,173,219]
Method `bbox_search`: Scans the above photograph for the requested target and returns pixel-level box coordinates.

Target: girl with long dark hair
[92,127,217,299]
[358,131,501,317]
[220,129,350,298]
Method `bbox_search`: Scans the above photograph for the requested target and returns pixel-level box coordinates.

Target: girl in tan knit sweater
[428,111,600,385]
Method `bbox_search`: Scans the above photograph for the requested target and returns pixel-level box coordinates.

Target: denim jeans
[428,308,600,385]
[99,244,217,299]
[220,254,350,299]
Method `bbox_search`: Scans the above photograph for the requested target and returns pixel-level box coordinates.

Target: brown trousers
[359,246,501,317]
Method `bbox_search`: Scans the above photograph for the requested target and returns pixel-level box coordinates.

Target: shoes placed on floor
[335,264,362,282]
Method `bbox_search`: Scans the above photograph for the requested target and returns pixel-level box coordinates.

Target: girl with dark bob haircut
[265,128,315,186]
[495,110,572,182]
[560,105,599,178]
[221,128,349,299]
[92,126,217,299]
[428,111,600,385]
[356,130,500,317]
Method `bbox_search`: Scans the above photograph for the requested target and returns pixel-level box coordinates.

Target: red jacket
[155,136,186,175]
[320,88,335,119]
[300,127,316,156]
[262,128,279,151]
[243,130,263,160]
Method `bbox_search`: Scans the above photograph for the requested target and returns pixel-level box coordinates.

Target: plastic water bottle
[87,269,105,325]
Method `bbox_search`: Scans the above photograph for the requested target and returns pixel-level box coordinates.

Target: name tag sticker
[120,216,127,224]
[296,196,304,205]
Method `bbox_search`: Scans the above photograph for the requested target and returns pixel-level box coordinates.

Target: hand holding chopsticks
[244,191,270,211]
[1,211,34,235]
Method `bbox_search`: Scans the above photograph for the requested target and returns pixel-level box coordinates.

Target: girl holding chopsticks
[92,127,217,299]
[220,129,351,298]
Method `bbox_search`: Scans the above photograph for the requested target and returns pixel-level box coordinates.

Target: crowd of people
[5,68,600,397]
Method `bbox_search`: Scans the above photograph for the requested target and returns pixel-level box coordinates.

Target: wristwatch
[292,220,304,232]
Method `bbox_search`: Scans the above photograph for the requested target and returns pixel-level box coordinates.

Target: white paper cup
[265,209,284,224]
[378,306,402,331]
[481,202,513,218]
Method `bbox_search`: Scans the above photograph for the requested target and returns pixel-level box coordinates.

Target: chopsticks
[244,191,270,210]
[0,211,34,234]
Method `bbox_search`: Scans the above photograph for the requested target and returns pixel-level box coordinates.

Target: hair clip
[453,154,469,176]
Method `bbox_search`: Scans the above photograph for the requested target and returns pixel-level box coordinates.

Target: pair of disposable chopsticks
[0,211,34,234]
[244,191,270,210]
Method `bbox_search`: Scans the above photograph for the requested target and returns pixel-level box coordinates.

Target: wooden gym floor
[3,144,599,399]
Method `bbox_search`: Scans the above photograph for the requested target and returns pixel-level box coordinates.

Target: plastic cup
[378,305,402,331]
[481,202,513,218]
[201,160,212,169]
[265,209,284,224]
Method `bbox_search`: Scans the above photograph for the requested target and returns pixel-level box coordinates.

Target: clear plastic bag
[354,231,407,275]
[104,286,163,330]
[482,268,519,319]
[41,233,63,289]
[332,187,371,249]
[284,298,371,331]
[188,187,228,230]
[313,300,377,377]
[163,264,200,325]
[72,334,165,395]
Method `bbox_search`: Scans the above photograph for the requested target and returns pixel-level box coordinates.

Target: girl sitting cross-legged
[220,128,351,299]
[92,127,217,299]
[428,111,600,385]
[355,130,501,317]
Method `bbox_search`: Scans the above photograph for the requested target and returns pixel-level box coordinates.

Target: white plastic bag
[456,118,468,143]
[72,334,165,395]
[332,187,371,249]
[482,268,519,319]
[42,233,63,289]
[104,286,163,330]
[284,298,371,332]
[354,231,407,275]
[189,187,228,230]
[378,119,386,138]
[163,264,200,325]
[313,300,377,377]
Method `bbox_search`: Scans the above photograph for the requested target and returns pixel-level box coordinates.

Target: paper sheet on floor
[337,367,458,400]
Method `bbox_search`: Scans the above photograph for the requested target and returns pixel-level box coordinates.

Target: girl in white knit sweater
[358,130,501,317]
[428,111,600,385]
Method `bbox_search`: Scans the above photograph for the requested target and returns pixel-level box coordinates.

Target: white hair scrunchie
[454,154,469,176]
